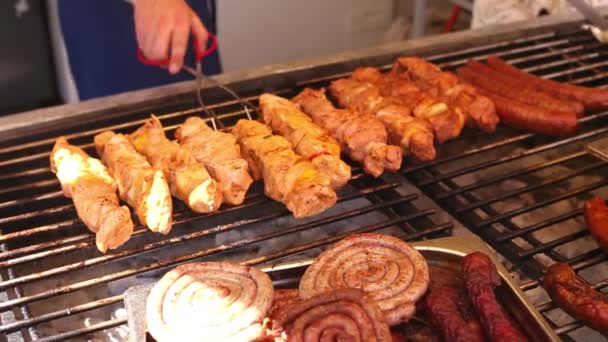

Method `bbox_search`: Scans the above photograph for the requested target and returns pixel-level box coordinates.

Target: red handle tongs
[137,32,254,129]
[137,32,218,70]
[137,33,222,129]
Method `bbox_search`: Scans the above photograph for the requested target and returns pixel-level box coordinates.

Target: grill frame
[1,9,608,341]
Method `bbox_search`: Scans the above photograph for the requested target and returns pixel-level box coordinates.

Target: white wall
[217,0,395,72]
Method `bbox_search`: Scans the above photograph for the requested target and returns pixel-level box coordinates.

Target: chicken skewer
[129,115,223,213]
[259,93,351,189]
[329,77,436,162]
[50,137,134,253]
[94,131,173,234]
[352,67,466,144]
[175,116,253,206]
[232,119,337,218]
[392,57,499,133]
[292,88,402,178]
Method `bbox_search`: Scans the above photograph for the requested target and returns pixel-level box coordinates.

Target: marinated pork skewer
[175,116,253,206]
[129,115,222,213]
[94,131,173,234]
[50,137,134,253]
[392,57,499,133]
[292,88,402,177]
[352,67,466,143]
[232,119,337,218]
[329,77,436,161]
[259,93,351,189]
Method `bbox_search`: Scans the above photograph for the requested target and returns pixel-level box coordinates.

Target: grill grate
[0,61,457,342]
[404,28,608,341]
[1,23,608,341]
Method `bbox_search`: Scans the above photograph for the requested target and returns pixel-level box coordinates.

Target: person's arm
[133,0,208,74]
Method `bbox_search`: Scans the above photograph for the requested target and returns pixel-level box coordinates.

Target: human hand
[134,0,208,74]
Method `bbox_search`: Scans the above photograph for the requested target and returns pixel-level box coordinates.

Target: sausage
[272,288,393,342]
[458,71,579,136]
[486,55,608,110]
[268,289,300,321]
[462,252,529,342]
[460,61,584,117]
[584,197,608,251]
[424,286,485,342]
[298,233,430,325]
[543,262,608,335]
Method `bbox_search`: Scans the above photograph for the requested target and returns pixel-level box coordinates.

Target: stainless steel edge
[1,7,606,144]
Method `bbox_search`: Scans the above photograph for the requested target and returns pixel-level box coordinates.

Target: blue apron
[58,0,221,100]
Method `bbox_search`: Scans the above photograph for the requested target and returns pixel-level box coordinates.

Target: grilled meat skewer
[94,131,173,234]
[259,93,351,189]
[175,116,253,206]
[329,77,436,161]
[50,137,134,253]
[292,88,402,177]
[129,115,222,213]
[393,57,499,133]
[232,119,337,218]
[352,67,465,143]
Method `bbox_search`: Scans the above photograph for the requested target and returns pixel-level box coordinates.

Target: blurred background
[0,0,472,116]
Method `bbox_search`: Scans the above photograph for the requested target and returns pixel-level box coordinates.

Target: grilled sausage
[584,197,608,251]
[424,286,485,342]
[460,61,584,117]
[272,288,392,342]
[486,55,608,110]
[544,263,608,335]
[299,233,429,325]
[462,252,529,342]
[458,71,578,136]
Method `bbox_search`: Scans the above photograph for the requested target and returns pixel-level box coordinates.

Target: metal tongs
[567,0,608,43]
[137,33,253,130]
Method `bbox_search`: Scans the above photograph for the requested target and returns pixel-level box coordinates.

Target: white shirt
[472,0,608,28]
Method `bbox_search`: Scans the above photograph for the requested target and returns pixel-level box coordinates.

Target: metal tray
[123,235,559,342]
[587,136,608,161]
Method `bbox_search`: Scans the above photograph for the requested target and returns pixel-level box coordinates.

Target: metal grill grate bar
[416,119,608,186]
[454,161,607,213]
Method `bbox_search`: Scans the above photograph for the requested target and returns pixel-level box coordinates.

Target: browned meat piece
[353,67,466,143]
[259,93,351,189]
[292,88,402,177]
[393,57,499,133]
[175,116,253,205]
[94,131,172,234]
[232,119,337,218]
[329,77,436,161]
[129,115,222,213]
[50,137,133,253]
